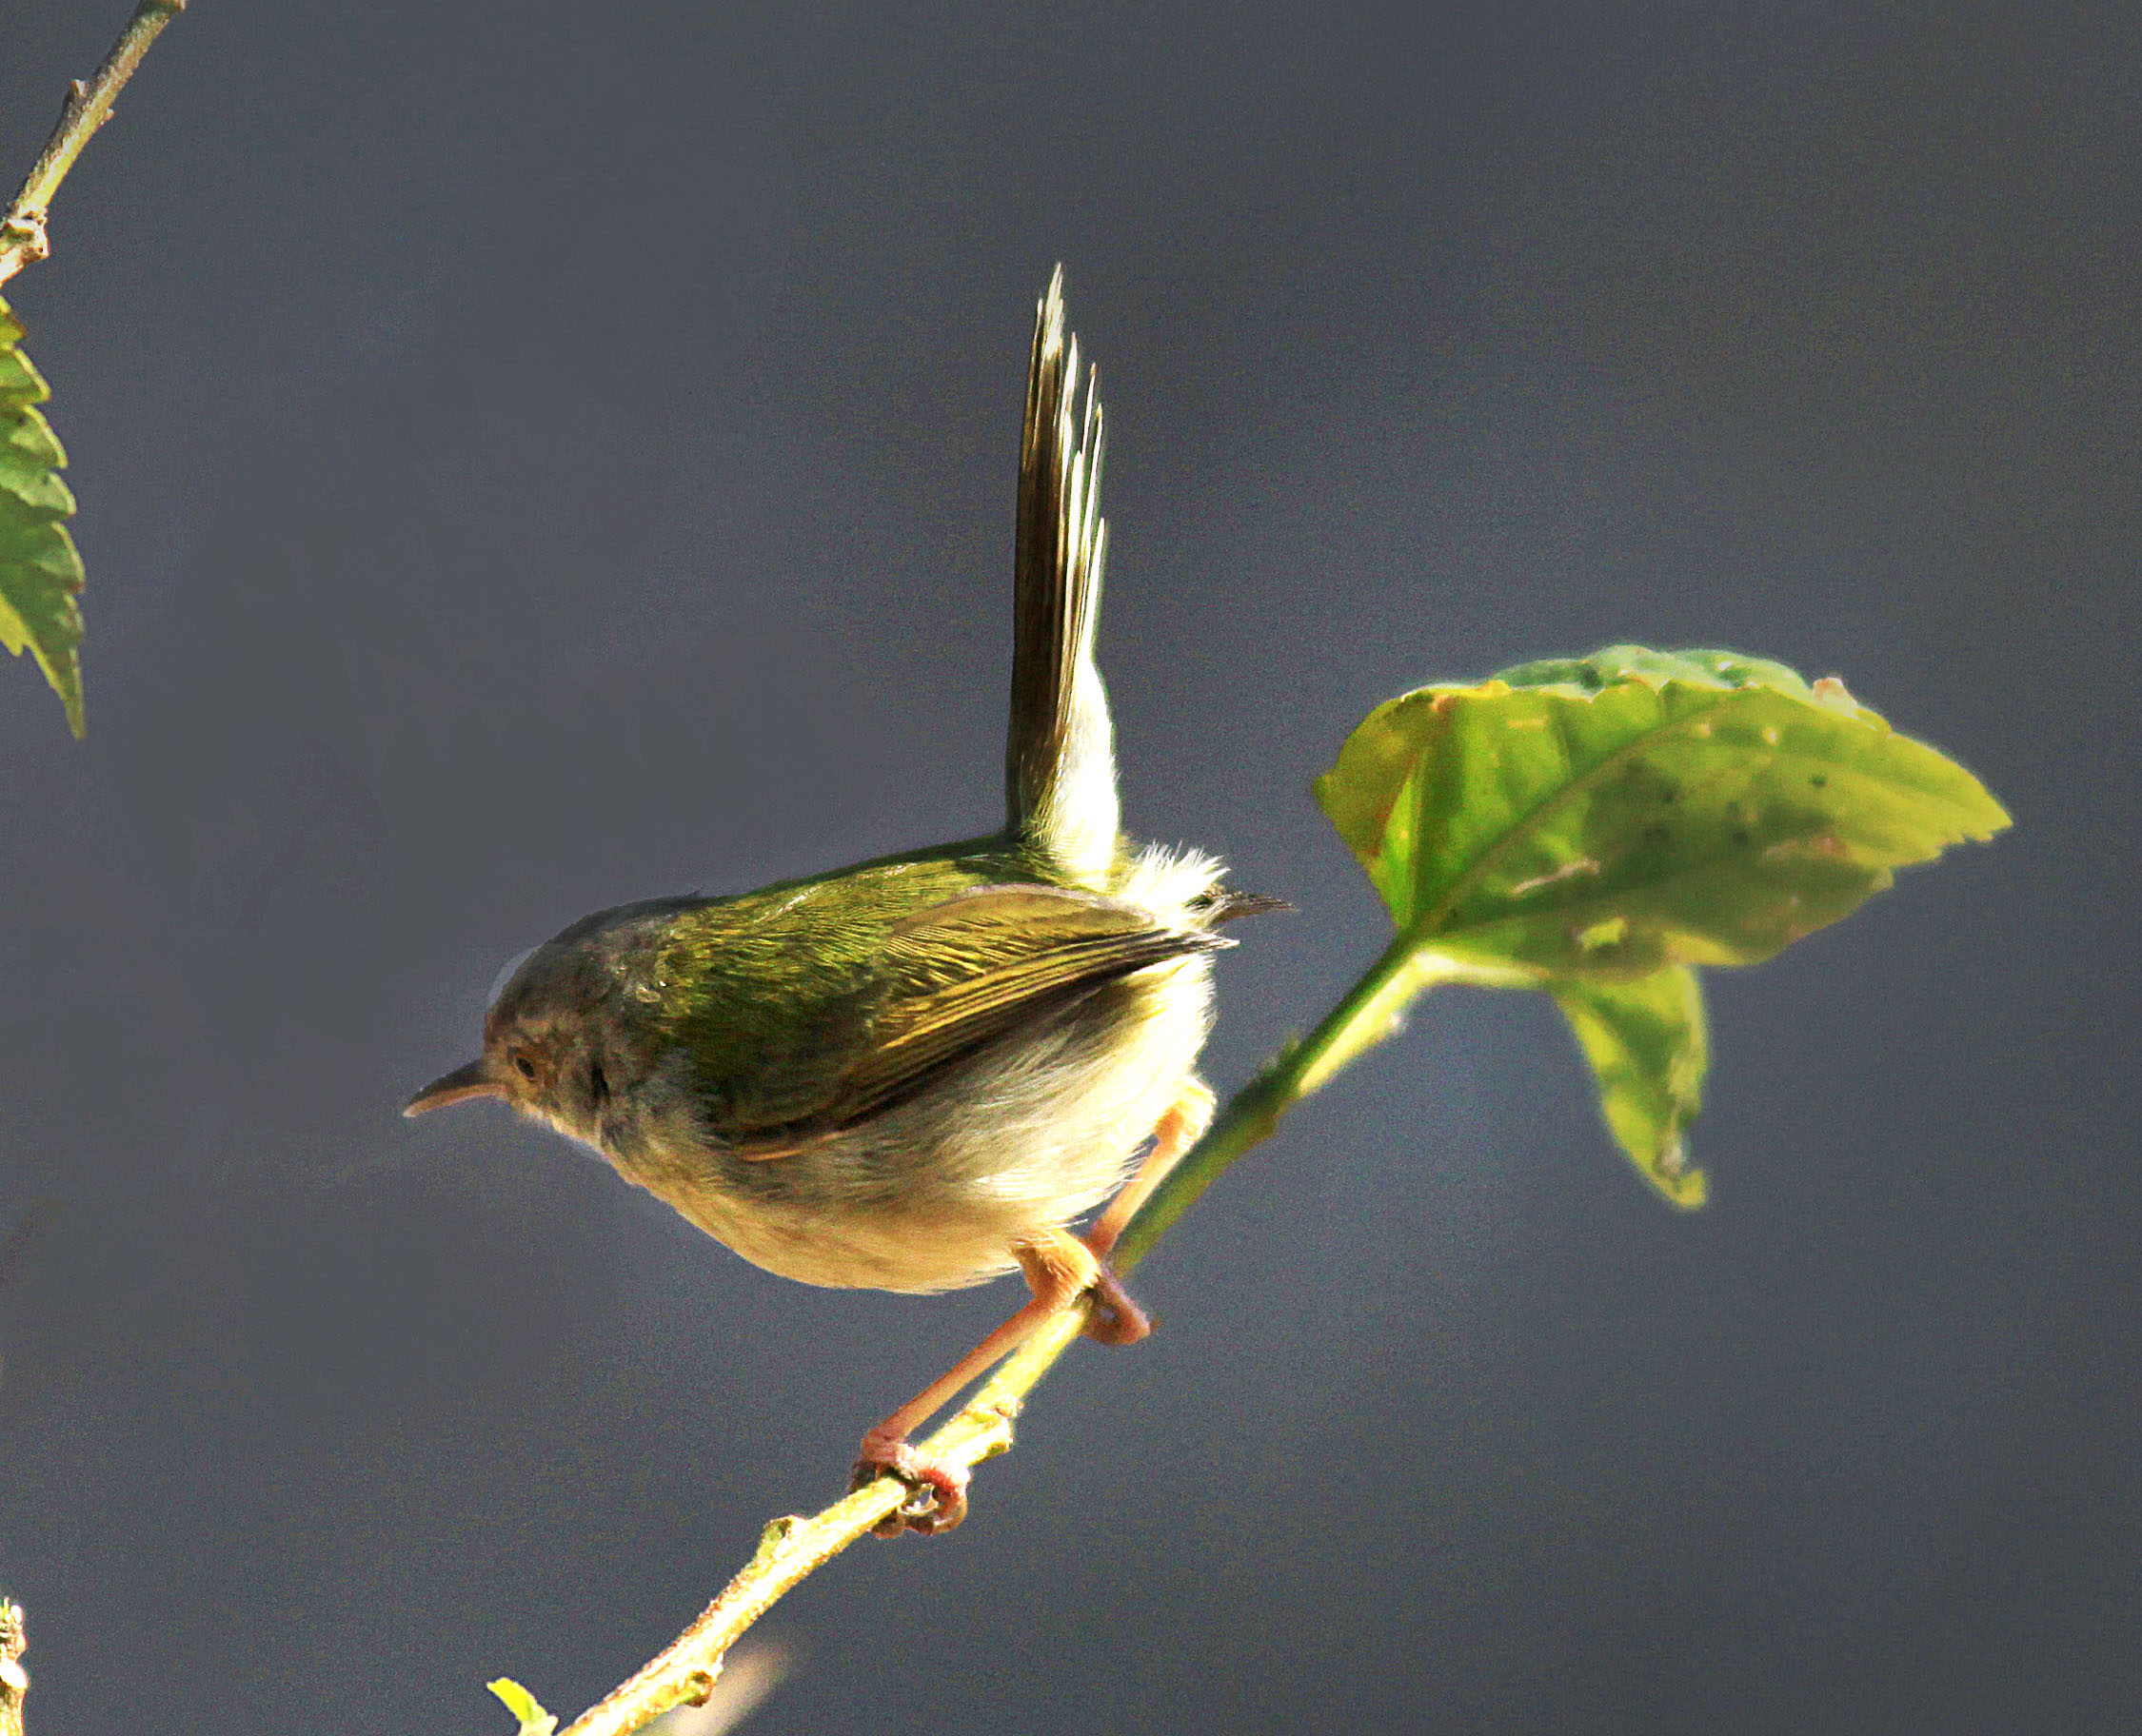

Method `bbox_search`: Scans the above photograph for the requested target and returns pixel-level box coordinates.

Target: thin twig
[549,937,1429,1736]
[0,2,188,289]
[558,1333,1052,1736]
[0,1601,26,1736]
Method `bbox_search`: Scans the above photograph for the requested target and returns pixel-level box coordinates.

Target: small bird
[406,270,1277,1532]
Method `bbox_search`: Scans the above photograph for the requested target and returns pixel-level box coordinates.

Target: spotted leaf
[1315,646,2008,1200]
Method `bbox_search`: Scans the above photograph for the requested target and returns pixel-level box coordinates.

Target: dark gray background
[0,3,2132,1731]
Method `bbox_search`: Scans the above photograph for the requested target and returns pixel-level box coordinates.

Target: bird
[405,269,1279,1533]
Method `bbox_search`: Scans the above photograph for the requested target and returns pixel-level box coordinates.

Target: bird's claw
[1081,1264,1151,1346]
[851,1438,971,1537]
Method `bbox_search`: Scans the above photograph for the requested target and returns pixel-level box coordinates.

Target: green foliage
[1316,646,2009,1202]
[487,1677,559,1736]
[1551,968,1708,1205]
[0,291,85,736]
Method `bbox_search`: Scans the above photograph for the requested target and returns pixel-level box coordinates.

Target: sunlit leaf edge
[0,290,86,736]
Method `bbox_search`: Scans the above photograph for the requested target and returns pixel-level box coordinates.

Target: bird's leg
[853,1228,1101,1537]
[851,1081,1217,1534]
[1084,1078,1216,1261]
[1078,1078,1216,1346]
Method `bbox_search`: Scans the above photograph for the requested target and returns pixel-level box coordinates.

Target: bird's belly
[614,957,1215,1293]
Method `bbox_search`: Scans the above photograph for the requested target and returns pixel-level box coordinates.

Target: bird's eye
[512,1053,538,1081]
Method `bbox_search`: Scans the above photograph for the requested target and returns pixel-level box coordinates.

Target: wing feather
[733,883,1222,1149]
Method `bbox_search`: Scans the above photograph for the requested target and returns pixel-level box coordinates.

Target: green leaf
[487,1677,558,1736]
[1317,646,2008,976]
[1315,645,2008,1199]
[1552,967,1708,1208]
[0,292,86,736]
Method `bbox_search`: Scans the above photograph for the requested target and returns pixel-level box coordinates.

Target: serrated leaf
[1552,967,1709,1208]
[487,1677,558,1736]
[1315,645,2008,1200]
[0,291,86,736]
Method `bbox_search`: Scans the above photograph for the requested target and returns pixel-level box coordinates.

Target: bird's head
[404,939,623,1143]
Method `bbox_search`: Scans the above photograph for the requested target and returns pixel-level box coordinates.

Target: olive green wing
[730,882,1224,1151]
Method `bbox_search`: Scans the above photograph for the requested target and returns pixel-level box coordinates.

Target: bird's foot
[851,1436,971,1537]
[1081,1262,1151,1347]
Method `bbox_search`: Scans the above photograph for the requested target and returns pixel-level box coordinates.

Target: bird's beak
[403,1059,502,1117]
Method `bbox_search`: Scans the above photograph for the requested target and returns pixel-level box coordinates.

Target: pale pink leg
[852,1081,1220,1534]
[853,1229,1100,1536]
[1078,1079,1216,1346]
[1084,1079,1217,1261]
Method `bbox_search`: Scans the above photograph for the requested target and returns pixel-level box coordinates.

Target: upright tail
[1005,267,1120,889]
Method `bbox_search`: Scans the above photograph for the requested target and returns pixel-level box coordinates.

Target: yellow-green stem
[1115,932,1431,1272]
[0,3,188,288]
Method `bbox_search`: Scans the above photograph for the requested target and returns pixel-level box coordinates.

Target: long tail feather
[1006,267,1119,886]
